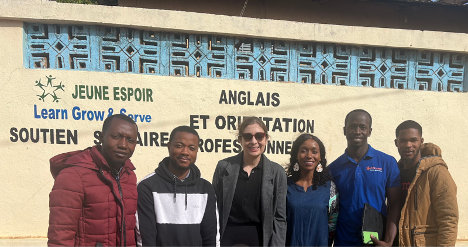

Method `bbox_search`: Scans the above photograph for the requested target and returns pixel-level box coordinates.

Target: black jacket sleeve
[137,181,157,246]
[200,182,220,247]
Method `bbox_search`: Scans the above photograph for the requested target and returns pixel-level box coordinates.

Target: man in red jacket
[48,114,139,246]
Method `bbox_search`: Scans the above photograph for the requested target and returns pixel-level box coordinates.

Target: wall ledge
[1,0,467,53]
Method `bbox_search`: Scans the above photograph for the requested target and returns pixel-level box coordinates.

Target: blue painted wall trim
[24,23,467,92]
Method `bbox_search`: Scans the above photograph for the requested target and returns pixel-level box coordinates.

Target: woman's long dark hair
[287,133,332,189]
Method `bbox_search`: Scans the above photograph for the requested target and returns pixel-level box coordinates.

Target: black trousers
[221,224,262,246]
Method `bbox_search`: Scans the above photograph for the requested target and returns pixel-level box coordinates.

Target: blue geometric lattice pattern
[24,23,467,92]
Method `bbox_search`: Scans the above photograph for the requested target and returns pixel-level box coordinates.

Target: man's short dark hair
[102,114,138,134]
[395,120,422,138]
[344,109,372,127]
[169,126,200,143]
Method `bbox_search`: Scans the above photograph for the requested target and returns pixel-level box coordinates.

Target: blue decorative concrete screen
[24,23,467,92]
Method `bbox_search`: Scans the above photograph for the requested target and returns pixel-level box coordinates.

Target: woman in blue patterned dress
[286,134,339,247]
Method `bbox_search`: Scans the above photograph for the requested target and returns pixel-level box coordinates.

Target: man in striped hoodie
[136,126,219,246]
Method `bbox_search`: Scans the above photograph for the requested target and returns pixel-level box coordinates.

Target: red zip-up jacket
[48,146,138,246]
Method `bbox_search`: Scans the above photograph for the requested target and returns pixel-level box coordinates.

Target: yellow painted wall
[0,1,467,244]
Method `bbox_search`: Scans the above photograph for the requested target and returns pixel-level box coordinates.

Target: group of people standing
[47,109,458,247]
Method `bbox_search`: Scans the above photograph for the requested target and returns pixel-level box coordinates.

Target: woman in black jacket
[212,116,287,247]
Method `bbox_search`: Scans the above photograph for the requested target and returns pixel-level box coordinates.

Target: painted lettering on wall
[190,115,314,133]
[10,127,78,144]
[219,90,280,107]
[93,131,292,155]
[33,105,152,123]
[23,80,309,154]
[71,85,153,102]
[188,114,310,154]
[93,131,169,147]
[198,139,292,154]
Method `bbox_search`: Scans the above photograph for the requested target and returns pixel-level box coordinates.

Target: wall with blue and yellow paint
[1,0,467,244]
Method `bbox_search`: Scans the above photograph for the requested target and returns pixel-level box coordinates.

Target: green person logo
[34,75,65,103]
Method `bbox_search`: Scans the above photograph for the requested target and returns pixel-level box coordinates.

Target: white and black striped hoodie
[136,157,220,246]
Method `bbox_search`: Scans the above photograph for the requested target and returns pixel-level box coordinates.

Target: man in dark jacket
[48,114,139,246]
[136,126,219,246]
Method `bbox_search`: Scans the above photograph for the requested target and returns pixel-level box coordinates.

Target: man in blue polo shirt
[328,109,402,246]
